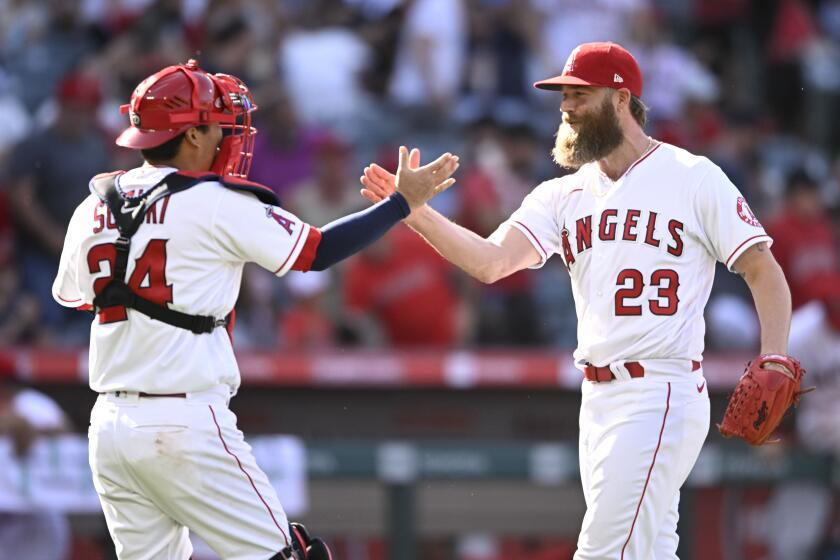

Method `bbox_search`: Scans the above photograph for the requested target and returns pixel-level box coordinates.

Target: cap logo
[614,73,624,83]
[129,112,141,127]
[563,46,581,74]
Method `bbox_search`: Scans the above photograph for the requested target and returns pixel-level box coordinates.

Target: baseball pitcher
[360,42,807,559]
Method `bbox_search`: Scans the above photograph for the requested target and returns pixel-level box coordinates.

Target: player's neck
[596,130,656,181]
[142,155,207,173]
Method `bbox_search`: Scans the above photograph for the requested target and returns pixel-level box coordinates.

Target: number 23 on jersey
[615,268,679,316]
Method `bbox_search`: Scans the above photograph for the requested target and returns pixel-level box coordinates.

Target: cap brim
[533,75,596,91]
[115,126,184,149]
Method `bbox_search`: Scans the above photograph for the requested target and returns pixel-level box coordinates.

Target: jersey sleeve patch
[693,163,771,268]
[736,197,762,227]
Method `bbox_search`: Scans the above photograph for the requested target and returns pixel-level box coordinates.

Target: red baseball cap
[56,73,102,108]
[534,42,643,98]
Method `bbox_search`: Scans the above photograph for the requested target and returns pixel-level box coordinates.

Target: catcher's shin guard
[280,522,333,560]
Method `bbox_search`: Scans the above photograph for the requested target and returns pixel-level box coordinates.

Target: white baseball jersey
[506,142,771,369]
[52,165,313,394]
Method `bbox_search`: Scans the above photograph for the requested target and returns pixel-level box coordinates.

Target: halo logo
[736,197,762,227]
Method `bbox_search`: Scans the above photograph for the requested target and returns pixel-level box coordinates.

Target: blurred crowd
[1,2,840,558]
[0,0,839,356]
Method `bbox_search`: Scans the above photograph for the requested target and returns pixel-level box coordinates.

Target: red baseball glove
[718,354,809,445]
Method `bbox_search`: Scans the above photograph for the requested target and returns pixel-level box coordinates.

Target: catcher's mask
[115,59,257,178]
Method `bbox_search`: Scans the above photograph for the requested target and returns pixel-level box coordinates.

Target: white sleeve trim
[273,223,311,277]
[53,292,83,308]
[508,220,549,269]
[725,234,773,271]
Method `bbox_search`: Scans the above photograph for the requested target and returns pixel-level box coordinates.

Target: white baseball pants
[575,372,710,560]
[88,386,291,560]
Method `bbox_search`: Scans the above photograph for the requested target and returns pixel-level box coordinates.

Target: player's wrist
[387,192,411,218]
[404,203,432,225]
[758,347,789,357]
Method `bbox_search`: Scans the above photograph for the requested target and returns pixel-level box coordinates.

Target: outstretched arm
[733,242,792,356]
[407,206,540,283]
[360,150,540,283]
[300,147,458,271]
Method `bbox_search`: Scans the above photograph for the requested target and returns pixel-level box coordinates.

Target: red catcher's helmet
[115,59,258,178]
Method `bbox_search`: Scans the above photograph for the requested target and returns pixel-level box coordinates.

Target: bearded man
[359,42,796,559]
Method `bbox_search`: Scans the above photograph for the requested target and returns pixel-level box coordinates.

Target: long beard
[552,98,624,169]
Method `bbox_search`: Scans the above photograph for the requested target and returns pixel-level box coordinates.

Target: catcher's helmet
[116,59,258,178]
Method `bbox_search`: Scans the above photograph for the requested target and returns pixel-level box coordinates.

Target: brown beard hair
[552,93,624,169]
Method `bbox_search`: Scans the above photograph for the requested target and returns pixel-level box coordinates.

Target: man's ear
[183,126,202,148]
[615,88,632,110]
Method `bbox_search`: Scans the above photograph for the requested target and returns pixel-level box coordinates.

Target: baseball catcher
[53,56,457,560]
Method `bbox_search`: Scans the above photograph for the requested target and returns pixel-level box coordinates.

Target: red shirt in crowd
[344,225,459,347]
[765,212,838,309]
[279,305,335,349]
[456,167,532,293]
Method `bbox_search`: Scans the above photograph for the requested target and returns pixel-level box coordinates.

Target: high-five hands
[361,147,457,209]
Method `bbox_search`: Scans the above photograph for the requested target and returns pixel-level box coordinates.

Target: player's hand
[385,146,459,210]
[360,148,419,203]
[361,147,457,208]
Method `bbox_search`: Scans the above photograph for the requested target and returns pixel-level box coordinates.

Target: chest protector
[89,171,279,334]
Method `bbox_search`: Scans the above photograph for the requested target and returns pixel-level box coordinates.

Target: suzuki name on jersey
[93,198,170,233]
[560,208,684,269]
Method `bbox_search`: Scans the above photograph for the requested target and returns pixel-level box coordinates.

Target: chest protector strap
[90,171,274,334]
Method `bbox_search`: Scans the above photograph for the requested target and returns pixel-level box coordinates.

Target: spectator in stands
[388,0,467,121]
[457,0,542,123]
[248,88,329,199]
[4,73,112,334]
[790,273,840,452]
[280,0,375,137]
[233,264,288,350]
[0,70,31,168]
[773,273,840,559]
[764,0,817,135]
[626,7,719,125]
[822,154,840,215]
[2,0,95,113]
[765,168,839,309]
[344,224,467,347]
[354,0,406,100]
[288,136,367,226]
[0,265,42,346]
[533,0,648,80]
[279,271,336,350]
[455,121,547,345]
[0,381,72,560]
[200,14,255,85]
[802,22,840,155]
